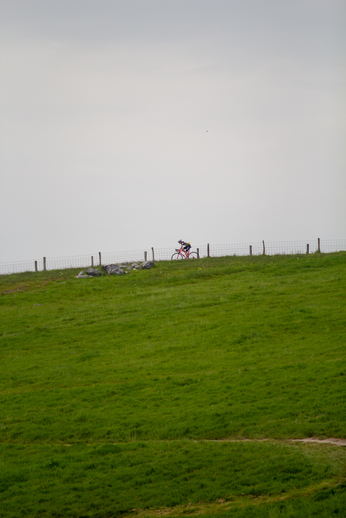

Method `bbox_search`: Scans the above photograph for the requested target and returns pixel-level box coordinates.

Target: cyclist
[178,240,191,255]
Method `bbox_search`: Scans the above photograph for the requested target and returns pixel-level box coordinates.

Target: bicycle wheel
[171,252,184,260]
[188,252,198,259]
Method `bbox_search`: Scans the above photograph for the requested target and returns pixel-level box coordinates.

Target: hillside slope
[1,253,345,517]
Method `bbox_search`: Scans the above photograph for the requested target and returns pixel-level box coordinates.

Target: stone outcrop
[76,268,103,278]
[102,264,125,276]
[76,272,91,278]
[102,261,155,275]
[86,268,103,276]
[141,260,155,269]
[128,263,141,270]
[76,261,155,278]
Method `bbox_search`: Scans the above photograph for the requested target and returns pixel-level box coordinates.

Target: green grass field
[0,252,345,517]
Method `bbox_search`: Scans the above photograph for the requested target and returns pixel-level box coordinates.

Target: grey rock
[141,260,155,269]
[76,271,91,278]
[86,268,103,277]
[102,264,124,275]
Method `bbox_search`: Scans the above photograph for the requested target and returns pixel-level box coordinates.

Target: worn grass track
[0,252,345,517]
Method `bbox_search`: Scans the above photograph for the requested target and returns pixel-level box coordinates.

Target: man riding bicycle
[178,240,191,254]
[171,240,197,259]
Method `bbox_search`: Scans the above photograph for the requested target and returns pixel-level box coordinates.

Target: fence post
[207,243,210,257]
[262,241,265,255]
[317,238,320,253]
[249,245,252,256]
[43,257,46,271]
[144,251,147,262]
[306,244,309,255]
[197,248,200,259]
[151,247,155,261]
[99,252,102,266]
[91,256,94,267]
[35,261,38,272]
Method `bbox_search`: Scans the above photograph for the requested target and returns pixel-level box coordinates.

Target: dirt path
[290,437,346,446]
[196,437,346,447]
[7,437,346,447]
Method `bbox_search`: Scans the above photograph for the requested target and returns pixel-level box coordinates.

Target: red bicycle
[171,248,198,260]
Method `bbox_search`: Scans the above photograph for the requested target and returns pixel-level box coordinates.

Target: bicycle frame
[172,247,197,259]
[176,247,193,258]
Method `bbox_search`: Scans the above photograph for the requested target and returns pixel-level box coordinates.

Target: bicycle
[171,248,198,260]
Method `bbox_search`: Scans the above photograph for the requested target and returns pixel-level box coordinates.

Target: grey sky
[0,0,345,262]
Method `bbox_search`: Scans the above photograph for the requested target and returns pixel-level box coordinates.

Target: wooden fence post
[99,252,102,266]
[197,248,200,259]
[91,256,94,267]
[306,244,309,255]
[249,245,252,256]
[207,243,210,257]
[144,251,147,262]
[262,241,265,255]
[318,238,321,253]
[151,247,155,261]
[43,257,46,271]
[35,261,38,272]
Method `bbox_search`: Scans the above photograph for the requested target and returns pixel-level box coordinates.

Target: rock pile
[76,261,155,278]
[141,261,155,270]
[76,268,103,278]
[102,264,126,275]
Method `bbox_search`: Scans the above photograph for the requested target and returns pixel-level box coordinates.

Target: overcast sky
[0,0,345,263]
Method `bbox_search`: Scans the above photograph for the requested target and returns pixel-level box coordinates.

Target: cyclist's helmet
[178,240,183,244]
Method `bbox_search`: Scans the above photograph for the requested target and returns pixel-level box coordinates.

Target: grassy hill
[0,252,345,517]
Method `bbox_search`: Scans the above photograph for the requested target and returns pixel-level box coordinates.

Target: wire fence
[0,239,345,276]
